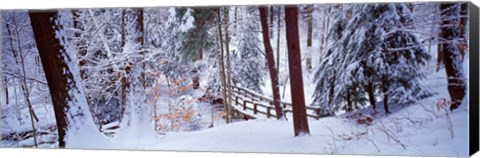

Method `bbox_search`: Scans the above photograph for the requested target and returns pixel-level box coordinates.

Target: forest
[0,2,471,156]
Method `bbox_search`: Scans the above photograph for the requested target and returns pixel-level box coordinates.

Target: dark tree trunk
[328,72,336,106]
[121,9,126,49]
[382,84,390,114]
[366,82,376,110]
[306,5,313,47]
[136,8,146,88]
[136,9,145,48]
[29,11,81,148]
[269,6,274,39]
[346,88,353,112]
[285,6,310,136]
[440,3,467,110]
[120,8,128,114]
[259,7,285,120]
[234,7,238,36]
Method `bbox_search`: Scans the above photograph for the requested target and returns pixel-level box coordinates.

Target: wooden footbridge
[229,86,324,120]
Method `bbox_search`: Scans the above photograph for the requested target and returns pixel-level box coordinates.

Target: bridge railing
[230,86,323,120]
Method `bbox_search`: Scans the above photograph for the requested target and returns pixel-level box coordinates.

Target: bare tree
[285,6,310,136]
[5,14,39,147]
[259,6,285,120]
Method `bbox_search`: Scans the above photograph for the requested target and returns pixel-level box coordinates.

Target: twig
[375,120,408,150]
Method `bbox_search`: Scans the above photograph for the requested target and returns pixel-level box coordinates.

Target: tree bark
[382,84,390,114]
[217,9,230,123]
[440,3,467,110]
[29,10,91,148]
[224,8,233,123]
[346,88,353,112]
[119,9,128,115]
[285,6,310,136]
[121,9,126,49]
[366,82,376,110]
[320,7,331,62]
[4,77,8,105]
[276,7,281,71]
[269,6,274,39]
[306,5,313,47]
[259,7,285,120]
[328,72,336,106]
[458,2,468,59]
[136,8,147,88]
[234,7,238,36]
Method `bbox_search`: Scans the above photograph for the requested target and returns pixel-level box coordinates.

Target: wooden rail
[230,86,323,120]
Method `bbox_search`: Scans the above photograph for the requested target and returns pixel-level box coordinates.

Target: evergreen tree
[313,3,431,115]
[234,7,265,93]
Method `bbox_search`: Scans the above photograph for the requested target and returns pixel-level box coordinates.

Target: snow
[0,4,473,157]
[3,61,467,156]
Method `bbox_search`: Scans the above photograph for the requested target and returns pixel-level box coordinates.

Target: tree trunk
[328,72,336,106]
[234,7,238,36]
[119,9,128,115]
[136,9,145,48]
[121,9,126,49]
[440,3,467,110]
[136,8,147,88]
[4,77,8,105]
[306,5,313,47]
[366,82,376,110]
[285,6,310,136]
[383,94,389,114]
[436,40,444,72]
[216,9,230,123]
[346,88,353,112]
[259,7,285,120]
[224,8,233,123]
[320,7,331,62]
[382,84,390,114]
[29,10,92,148]
[458,2,468,59]
[276,7,282,71]
[269,6,274,39]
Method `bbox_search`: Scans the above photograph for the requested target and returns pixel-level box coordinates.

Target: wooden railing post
[315,108,321,120]
[243,100,247,110]
[253,104,258,114]
[235,96,239,105]
[267,107,271,118]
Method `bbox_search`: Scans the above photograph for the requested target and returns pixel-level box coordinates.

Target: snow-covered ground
[57,59,469,157]
[0,4,472,157]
